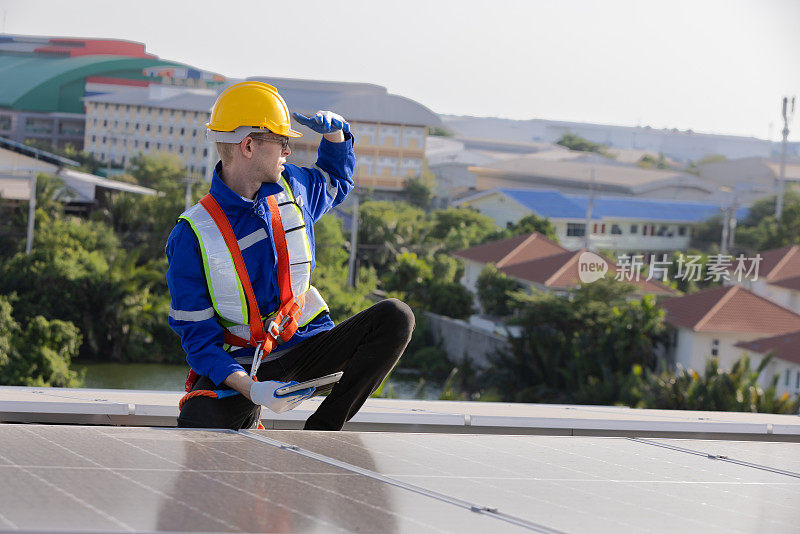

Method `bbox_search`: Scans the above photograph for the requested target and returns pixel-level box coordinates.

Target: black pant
[177,299,415,430]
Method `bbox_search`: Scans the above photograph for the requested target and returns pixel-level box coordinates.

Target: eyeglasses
[250,135,290,151]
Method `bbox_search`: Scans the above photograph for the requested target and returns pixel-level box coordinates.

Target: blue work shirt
[166,134,355,386]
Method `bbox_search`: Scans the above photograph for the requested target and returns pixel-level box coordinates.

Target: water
[71,362,443,399]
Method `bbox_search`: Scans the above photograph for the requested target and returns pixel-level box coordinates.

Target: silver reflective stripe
[285,228,312,264]
[315,164,339,199]
[298,286,328,326]
[169,306,214,322]
[179,204,247,326]
[238,228,267,251]
[290,263,311,295]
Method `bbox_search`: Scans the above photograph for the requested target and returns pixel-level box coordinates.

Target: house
[453,232,674,306]
[730,245,800,315]
[659,285,800,388]
[0,136,156,213]
[455,188,746,253]
[735,331,800,397]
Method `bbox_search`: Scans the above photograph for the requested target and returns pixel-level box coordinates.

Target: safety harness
[178,177,327,410]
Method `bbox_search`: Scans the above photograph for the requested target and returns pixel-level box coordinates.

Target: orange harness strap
[179,192,305,411]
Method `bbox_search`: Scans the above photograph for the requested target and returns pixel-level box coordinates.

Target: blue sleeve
[295,132,355,222]
[166,221,245,387]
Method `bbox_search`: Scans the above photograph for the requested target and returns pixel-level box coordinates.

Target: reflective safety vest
[178,175,328,369]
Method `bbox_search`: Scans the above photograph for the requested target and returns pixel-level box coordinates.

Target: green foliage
[427,126,453,137]
[0,295,83,387]
[428,208,500,251]
[627,354,800,414]
[482,278,668,404]
[685,154,727,175]
[504,214,558,242]
[637,153,672,170]
[402,165,436,210]
[556,133,613,157]
[476,264,520,316]
[311,215,376,322]
[358,201,429,270]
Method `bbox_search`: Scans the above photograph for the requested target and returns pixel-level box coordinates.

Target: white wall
[747,280,800,315]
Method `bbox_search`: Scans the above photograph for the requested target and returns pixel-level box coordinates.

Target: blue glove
[292,110,350,135]
[250,380,315,414]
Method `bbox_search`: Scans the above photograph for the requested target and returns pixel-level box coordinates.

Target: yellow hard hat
[206,81,302,142]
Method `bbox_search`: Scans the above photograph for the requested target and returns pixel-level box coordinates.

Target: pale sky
[1,0,798,141]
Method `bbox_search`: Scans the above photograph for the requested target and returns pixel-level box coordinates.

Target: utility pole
[584,168,595,249]
[25,173,36,254]
[182,176,196,211]
[776,96,795,222]
[347,192,359,288]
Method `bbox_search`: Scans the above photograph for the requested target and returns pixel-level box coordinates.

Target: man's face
[248,134,291,183]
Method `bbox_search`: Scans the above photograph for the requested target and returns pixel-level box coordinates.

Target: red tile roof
[453,232,568,267]
[735,330,800,365]
[499,249,675,295]
[731,245,800,284]
[660,285,800,334]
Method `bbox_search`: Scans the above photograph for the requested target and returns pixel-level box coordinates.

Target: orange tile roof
[660,285,800,334]
[730,245,800,284]
[452,232,568,267]
[499,249,675,295]
[735,330,800,365]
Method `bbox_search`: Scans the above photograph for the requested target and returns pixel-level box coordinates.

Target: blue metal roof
[497,188,747,222]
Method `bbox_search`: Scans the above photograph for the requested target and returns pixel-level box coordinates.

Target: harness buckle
[250,343,264,378]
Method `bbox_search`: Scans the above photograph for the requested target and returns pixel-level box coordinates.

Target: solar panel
[1,424,798,533]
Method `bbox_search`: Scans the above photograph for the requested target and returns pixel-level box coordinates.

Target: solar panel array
[1,424,798,533]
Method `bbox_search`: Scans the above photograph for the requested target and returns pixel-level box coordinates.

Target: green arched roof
[0,54,181,113]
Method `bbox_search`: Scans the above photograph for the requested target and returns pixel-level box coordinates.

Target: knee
[376,298,415,337]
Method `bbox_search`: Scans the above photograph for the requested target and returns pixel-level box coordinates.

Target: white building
[660,285,800,394]
[455,188,743,253]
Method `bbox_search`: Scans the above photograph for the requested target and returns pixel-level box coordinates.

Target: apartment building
[83,85,216,177]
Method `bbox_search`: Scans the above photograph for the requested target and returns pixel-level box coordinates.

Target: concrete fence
[423,312,512,369]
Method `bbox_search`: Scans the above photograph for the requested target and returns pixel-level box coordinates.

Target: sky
[0,0,798,141]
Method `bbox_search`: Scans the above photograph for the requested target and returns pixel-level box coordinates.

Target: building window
[91,135,96,142]
[611,224,622,235]
[158,125,162,133]
[203,148,208,157]
[678,226,687,236]
[630,224,638,234]
[146,124,151,132]
[180,127,185,135]
[24,117,53,134]
[566,223,586,237]
[169,126,173,134]
[657,225,668,236]
[145,141,150,149]
[786,369,791,387]
[796,371,800,390]
[711,339,719,357]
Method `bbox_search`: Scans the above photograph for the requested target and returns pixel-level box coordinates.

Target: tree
[428,208,500,251]
[482,278,668,404]
[556,133,613,157]
[476,264,519,316]
[504,214,558,242]
[311,215,377,322]
[358,201,429,270]
[0,295,83,387]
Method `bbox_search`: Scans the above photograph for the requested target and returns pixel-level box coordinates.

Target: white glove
[250,380,315,414]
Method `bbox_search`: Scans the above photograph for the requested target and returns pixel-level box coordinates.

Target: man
[166,81,414,430]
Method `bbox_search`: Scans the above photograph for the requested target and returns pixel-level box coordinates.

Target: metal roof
[476,188,749,223]
[0,53,181,112]
[249,76,443,127]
